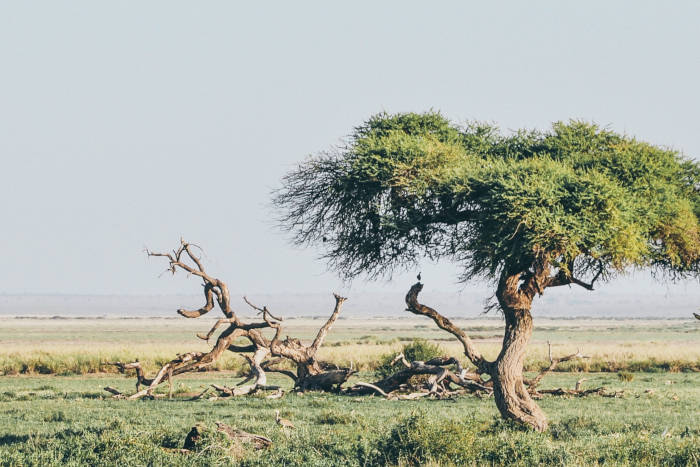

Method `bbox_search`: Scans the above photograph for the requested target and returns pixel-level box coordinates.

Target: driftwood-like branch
[259,358,299,382]
[242,293,351,390]
[526,341,590,392]
[535,376,614,398]
[107,240,351,399]
[103,386,124,398]
[183,423,272,452]
[215,422,272,450]
[405,282,488,371]
[347,353,490,398]
[353,382,390,398]
[311,294,347,352]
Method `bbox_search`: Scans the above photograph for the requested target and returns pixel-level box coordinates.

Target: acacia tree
[274,112,700,431]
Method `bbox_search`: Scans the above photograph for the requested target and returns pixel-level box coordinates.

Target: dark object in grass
[618,371,635,382]
[183,422,272,452]
[215,422,272,449]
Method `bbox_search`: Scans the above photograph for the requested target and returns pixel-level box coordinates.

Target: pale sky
[0,1,699,313]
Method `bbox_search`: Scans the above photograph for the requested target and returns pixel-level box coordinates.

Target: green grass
[0,372,698,466]
[1,317,699,465]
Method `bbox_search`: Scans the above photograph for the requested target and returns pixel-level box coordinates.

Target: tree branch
[545,259,604,291]
[147,239,234,319]
[405,282,487,371]
[526,341,590,392]
[310,293,347,353]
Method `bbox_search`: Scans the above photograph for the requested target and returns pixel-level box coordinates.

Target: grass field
[1,316,698,375]
[1,316,699,465]
[0,372,698,466]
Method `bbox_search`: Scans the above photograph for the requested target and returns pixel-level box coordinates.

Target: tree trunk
[490,307,548,432]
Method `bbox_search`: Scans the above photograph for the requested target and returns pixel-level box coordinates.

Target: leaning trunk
[490,307,548,432]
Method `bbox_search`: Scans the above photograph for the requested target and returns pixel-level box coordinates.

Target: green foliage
[275,112,700,286]
[372,413,478,465]
[375,338,444,379]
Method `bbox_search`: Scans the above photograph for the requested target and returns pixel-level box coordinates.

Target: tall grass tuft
[375,339,444,379]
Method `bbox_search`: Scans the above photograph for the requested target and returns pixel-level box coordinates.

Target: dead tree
[238,295,356,391]
[106,239,350,398]
[348,353,490,398]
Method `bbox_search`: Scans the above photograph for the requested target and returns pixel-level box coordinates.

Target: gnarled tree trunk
[489,307,547,431]
[488,271,549,430]
[405,276,556,432]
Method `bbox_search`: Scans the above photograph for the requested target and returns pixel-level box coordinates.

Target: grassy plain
[1,316,698,375]
[0,372,698,466]
[0,316,699,465]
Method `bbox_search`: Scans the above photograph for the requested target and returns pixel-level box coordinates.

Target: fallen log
[347,353,491,397]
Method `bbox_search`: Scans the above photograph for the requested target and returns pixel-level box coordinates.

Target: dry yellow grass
[1,316,698,374]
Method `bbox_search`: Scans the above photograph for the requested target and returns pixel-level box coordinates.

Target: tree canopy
[275,112,700,288]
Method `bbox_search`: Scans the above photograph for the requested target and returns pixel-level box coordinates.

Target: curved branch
[405,282,487,371]
[261,358,298,382]
[147,239,235,318]
[228,343,257,353]
[197,317,237,341]
[178,283,216,318]
[310,293,347,353]
[545,259,604,291]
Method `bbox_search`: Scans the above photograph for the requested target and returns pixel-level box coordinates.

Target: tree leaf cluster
[274,112,700,284]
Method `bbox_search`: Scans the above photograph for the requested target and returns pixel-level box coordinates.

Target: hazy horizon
[2,275,698,318]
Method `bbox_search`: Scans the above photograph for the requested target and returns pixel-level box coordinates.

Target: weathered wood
[108,239,349,398]
[216,422,272,449]
[347,353,491,397]
[525,341,589,392]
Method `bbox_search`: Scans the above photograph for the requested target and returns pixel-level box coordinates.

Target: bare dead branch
[390,353,411,368]
[103,386,125,398]
[310,293,347,353]
[118,241,351,398]
[405,282,487,371]
[527,342,590,392]
[353,382,390,398]
[197,317,237,341]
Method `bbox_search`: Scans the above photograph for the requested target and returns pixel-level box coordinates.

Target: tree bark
[489,272,548,432]
[489,307,548,432]
[404,277,553,431]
